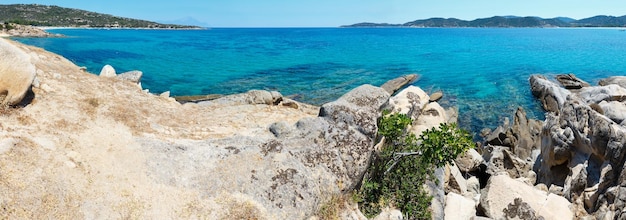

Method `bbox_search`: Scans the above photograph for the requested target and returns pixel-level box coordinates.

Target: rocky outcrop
[0,38,400,219]
[117,70,143,84]
[1,23,62,37]
[146,85,389,219]
[0,38,36,105]
[529,74,626,219]
[556,73,590,89]
[578,84,626,104]
[530,74,571,113]
[598,76,626,88]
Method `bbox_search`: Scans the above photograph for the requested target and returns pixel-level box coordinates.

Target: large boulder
[483,145,533,180]
[598,76,626,88]
[480,175,573,219]
[529,75,571,113]
[598,101,626,125]
[454,148,484,173]
[444,192,476,220]
[99,64,116,78]
[410,102,447,136]
[384,85,430,120]
[141,85,390,219]
[117,70,143,84]
[578,84,626,104]
[0,38,36,106]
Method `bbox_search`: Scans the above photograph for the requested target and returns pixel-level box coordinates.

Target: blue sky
[2,0,626,27]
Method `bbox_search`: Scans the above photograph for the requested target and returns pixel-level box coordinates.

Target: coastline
[3,32,626,219]
[38,26,208,30]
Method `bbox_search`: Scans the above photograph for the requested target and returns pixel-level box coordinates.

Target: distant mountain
[403,18,469,27]
[0,4,200,29]
[570,15,626,27]
[343,15,626,28]
[555,17,576,23]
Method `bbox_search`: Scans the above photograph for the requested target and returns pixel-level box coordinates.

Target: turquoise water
[15,28,626,133]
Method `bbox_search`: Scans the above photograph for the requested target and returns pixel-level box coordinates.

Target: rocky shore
[2,36,626,219]
[0,23,62,37]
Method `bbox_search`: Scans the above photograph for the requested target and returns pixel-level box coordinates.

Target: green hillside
[0,4,199,28]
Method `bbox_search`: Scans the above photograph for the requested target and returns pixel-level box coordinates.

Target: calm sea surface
[15,28,626,133]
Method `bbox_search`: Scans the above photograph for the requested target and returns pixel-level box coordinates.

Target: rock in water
[529,74,571,113]
[380,74,419,95]
[0,38,36,106]
[199,90,283,106]
[429,91,443,102]
[117,70,143,83]
[99,64,116,78]
[555,73,590,89]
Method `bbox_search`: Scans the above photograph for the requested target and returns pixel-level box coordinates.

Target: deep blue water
[15,28,626,133]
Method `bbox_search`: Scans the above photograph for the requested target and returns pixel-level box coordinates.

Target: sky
[2,0,626,27]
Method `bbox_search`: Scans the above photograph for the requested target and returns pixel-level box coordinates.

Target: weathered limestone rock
[142,85,390,219]
[445,162,467,194]
[454,148,484,173]
[372,208,403,220]
[198,90,283,106]
[483,145,533,180]
[598,101,626,124]
[511,107,542,160]
[0,38,36,106]
[410,102,447,136]
[427,167,446,220]
[480,175,573,219]
[466,176,481,197]
[529,74,571,113]
[556,74,590,89]
[384,85,429,120]
[380,74,419,95]
[531,77,626,216]
[444,192,476,220]
[578,84,626,104]
[482,107,543,161]
[598,76,626,88]
[99,64,116,78]
[117,70,143,83]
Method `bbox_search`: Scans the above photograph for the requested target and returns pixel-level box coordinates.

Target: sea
[14,28,626,134]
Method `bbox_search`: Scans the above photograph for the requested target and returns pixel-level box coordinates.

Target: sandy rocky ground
[0,38,325,218]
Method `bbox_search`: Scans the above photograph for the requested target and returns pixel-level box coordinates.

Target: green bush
[357,111,473,219]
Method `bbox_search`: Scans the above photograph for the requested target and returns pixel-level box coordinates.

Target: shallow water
[15,28,626,133]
